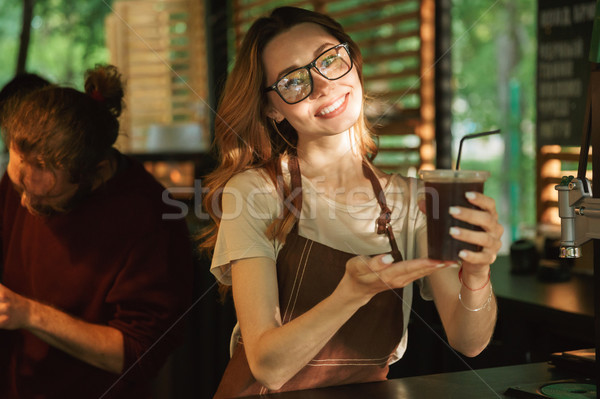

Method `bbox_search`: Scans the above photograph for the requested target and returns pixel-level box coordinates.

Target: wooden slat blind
[105,0,209,153]
[232,0,435,174]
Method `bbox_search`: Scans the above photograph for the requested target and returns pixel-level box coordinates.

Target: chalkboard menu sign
[537,0,596,147]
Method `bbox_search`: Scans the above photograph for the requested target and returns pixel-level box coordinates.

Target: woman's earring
[271,118,295,148]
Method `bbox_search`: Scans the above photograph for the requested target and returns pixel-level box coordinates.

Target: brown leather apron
[214,158,405,398]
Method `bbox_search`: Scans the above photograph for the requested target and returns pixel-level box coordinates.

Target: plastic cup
[419,170,490,261]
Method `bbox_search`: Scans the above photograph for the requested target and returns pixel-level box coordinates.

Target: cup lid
[419,169,490,182]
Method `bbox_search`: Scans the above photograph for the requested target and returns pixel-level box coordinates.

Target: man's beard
[19,183,92,217]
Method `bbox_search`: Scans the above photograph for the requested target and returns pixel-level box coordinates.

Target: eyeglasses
[265,43,353,104]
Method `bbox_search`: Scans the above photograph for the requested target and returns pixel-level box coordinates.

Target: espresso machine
[554,0,600,388]
[555,173,600,259]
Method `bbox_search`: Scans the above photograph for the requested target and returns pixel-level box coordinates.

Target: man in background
[0,65,194,398]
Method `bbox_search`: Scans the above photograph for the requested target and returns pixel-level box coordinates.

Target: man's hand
[0,283,124,373]
[0,283,32,330]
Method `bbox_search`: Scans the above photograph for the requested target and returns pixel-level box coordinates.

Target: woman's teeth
[318,96,345,116]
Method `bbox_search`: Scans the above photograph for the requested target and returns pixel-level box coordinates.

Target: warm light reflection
[421,23,434,41]
[418,125,435,141]
[541,207,560,225]
[541,145,562,154]
[540,159,561,177]
[155,162,168,176]
[420,163,435,171]
[170,169,183,184]
[541,184,559,202]
[143,160,194,193]
[421,104,434,120]
[420,143,435,161]
[419,0,435,173]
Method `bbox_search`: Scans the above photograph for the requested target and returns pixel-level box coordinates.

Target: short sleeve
[210,169,282,284]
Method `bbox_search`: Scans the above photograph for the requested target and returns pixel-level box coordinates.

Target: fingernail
[436,263,447,268]
[465,192,477,200]
[449,207,460,215]
[382,254,394,264]
[449,227,460,236]
[459,250,468,259]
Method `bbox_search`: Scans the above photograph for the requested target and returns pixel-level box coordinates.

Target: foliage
[0,0,113,89]
[0,1,22,86]
[452,0,536,130]
[452,0,537,242]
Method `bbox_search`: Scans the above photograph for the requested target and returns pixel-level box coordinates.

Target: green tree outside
[0,0,113,89]
[452,0,537,245]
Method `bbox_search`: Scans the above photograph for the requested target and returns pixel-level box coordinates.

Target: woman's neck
[298,131,368,189]
[296,129,363,181]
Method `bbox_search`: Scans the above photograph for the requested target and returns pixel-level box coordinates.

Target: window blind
[106,0,210,153]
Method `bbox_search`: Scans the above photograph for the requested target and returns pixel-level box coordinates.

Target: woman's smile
[315,93,348,118]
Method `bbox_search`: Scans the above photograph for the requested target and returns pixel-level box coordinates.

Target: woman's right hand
[339,255,445,304]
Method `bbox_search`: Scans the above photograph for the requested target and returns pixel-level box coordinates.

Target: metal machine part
[555,176,600,258]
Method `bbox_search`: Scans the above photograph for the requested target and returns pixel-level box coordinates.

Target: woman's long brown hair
[199,7,378,257]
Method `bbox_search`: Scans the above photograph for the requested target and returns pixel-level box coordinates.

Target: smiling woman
[200,6,503,398]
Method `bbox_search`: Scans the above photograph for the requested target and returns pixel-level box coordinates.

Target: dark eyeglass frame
[264,43,353,104]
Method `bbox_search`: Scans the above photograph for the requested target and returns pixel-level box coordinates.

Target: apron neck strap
[288,155,303,214]
[287,156,403,262]
[361,160,402,262]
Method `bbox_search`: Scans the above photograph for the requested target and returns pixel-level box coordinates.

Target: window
[106,0,210,154]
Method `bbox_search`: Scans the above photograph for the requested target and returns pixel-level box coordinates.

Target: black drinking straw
[455,129,502,170]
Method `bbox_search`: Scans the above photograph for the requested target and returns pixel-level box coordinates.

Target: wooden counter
[241,362,590,399]
[491,256,593,318]
[389,255,594,377]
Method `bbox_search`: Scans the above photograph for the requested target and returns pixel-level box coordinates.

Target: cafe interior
[1,0,599,398]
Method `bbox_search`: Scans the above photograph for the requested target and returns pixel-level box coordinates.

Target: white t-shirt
[210,163,432,361]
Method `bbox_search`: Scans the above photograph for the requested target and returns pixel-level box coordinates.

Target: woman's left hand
[448,191,503,274]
